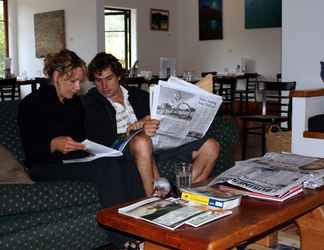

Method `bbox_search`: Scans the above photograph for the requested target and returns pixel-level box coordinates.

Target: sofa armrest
[0,181,99,216]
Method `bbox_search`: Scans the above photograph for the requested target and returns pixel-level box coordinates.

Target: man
[83,52,220,196]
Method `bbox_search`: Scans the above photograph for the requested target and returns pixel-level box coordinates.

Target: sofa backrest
[0,100,25,162]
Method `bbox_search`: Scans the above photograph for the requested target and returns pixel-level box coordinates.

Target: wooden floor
[232,117,299,250]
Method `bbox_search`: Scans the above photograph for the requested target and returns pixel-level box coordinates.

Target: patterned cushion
[0,181,99,216]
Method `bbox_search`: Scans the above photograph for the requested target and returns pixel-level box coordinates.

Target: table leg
[295,205,324,250]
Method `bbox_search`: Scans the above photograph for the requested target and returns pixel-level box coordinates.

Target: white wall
[282,0,324,89]
[176,0,282,79]
[15,0,103,78]
[105,0,178,74]
[13,0,281,80]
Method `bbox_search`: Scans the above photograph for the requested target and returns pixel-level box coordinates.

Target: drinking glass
[176,162,192,189]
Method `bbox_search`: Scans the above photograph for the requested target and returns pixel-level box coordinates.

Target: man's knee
[199,138,220,159]
[130,133,153,155]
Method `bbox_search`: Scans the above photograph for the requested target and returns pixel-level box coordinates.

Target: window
[0,0,8,76]
[105,8,131,70]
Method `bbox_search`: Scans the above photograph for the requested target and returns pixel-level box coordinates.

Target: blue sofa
[0,100,239,249]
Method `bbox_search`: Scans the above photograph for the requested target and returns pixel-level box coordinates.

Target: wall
[105,0,178,74]
[15,0,103,78]
[13,0,281,80]
[176,0,282,79]
[282,0,324,89]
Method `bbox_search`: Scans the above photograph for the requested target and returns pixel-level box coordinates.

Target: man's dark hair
[88,52,124,81]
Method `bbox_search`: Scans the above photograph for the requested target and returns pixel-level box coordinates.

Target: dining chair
[201,72,218,94]
[217,76,237,115]
[240,81,296,159]
[0,78,20,101]
[121,76,146,89]
[234,73,260,114]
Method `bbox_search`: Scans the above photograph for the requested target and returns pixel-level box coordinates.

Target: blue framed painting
[199,0,223,40]
[245,0,282,29]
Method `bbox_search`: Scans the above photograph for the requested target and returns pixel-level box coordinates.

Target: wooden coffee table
[97,188,324,250]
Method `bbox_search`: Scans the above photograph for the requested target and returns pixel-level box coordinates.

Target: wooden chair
[234,73,260,114]
[0,78,20,101]
[121,76,146,89]
[240,81,296,159]
[217,76,237,115]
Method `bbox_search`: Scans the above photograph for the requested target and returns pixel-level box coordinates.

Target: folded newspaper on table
[208,152,318,198]
[118,197,232,230]
[149,77,222,150]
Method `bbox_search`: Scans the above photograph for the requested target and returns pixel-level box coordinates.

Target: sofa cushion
[0,145,33,184]
[0,181,99,216]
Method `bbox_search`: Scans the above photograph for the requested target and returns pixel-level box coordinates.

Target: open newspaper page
[208,156,309,197]
[118,197,206,230]
[150,77,222,150]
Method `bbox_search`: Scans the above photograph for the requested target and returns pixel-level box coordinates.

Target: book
[180,185,242,210]
[63,128,143,163]
[217,184,303,202]
[118,197,233,230]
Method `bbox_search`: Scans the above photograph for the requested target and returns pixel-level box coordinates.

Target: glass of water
[176,162,192,189]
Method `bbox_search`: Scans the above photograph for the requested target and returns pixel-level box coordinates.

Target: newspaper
[150,77,222,150]
[208,153,315,197]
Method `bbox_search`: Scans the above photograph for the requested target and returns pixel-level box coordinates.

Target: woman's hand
[50,136,85,154]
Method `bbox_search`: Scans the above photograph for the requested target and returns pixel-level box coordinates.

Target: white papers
[150,77,222,150]
[63,139,122,163]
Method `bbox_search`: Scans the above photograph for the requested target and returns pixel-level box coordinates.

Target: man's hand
[50,136,85,154]
[143,118,160,137]
[127,120,144,134]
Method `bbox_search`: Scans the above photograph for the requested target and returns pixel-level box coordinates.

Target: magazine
[149,77,223,150]
[180,185,242,209]
[185,210,232,227]
[63,128,143,163]
[118,197,206,230]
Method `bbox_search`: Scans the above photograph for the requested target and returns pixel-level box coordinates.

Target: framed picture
[34,10,66,58]
[199,0,223,40]
[151,9,169,31]
[245,0,282,29]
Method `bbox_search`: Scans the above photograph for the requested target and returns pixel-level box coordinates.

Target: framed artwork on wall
[199,0,223,40]
[245,0,282,29]
[34,10,66,58]
[151,9,169,31]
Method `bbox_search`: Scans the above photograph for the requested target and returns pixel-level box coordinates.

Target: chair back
[261,81,296,129]
[0,78,20,101]
[201,71,217,77]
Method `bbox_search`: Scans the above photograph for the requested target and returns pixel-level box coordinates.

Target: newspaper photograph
[150,77,222,150]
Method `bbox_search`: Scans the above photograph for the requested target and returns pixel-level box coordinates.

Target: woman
[18,49,144,208]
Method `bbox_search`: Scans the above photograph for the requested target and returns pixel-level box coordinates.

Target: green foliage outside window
[0,1,6,77]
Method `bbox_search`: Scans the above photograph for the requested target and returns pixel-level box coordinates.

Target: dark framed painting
[151,9,169,31]
[34,10,66,58]
[199,0,223,40]
[245,0,282,29]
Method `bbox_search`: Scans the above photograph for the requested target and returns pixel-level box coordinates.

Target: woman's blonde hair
[43,49,86,80]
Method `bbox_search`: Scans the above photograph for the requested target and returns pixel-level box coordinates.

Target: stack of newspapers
[118,197,232,230]
[208,152,323,202]
[149,76,222,150]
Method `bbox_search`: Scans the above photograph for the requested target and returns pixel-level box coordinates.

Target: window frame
[1,0,8,56]
[104,7,131,70]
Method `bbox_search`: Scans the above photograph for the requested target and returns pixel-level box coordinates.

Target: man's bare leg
[129,133,160,196]
[191,138,220,183]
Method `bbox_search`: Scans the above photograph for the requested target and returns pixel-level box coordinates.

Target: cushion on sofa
[0,145,33,184]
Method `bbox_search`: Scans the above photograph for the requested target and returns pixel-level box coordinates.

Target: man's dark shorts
[154,137,209,163]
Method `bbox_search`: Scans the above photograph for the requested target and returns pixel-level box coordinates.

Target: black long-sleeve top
[18,85,87,166]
